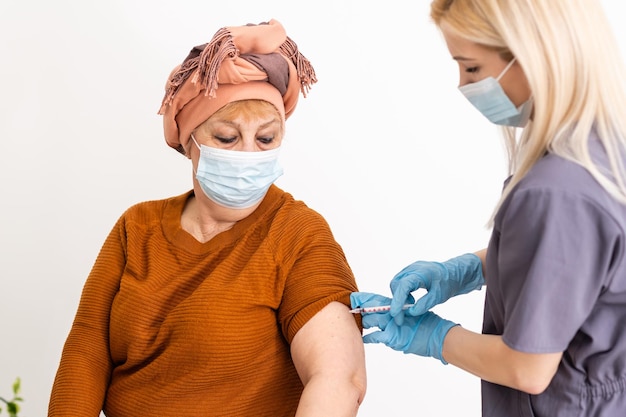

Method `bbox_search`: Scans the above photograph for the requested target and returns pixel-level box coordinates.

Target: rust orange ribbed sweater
[48,185,359,417]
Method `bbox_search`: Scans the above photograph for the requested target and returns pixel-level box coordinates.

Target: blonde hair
[208,99,283,127]
[431,0,626,225]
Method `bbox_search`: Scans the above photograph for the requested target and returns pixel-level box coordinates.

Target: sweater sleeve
[48,214,128,417]
[275,205,359,343]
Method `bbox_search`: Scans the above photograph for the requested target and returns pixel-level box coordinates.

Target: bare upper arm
[290,301,366,389]
[497,339,563,394]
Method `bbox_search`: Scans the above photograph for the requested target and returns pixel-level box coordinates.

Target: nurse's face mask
[191,134,283,209]
[459,58,533,127]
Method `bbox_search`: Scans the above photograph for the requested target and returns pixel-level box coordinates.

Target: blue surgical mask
[191,134,283,209]
[459,58,533,127]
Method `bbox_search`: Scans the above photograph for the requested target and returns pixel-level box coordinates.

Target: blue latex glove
[390,253,484,324]
[351,292,458,364]
[350,291,415,312]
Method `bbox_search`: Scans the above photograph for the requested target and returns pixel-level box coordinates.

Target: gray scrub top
[482,136,626,416]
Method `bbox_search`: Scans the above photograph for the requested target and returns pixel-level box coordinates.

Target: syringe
[349,303,415,314]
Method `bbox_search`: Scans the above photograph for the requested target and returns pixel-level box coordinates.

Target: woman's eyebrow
[259,118,281,129]
[452,55,474,61]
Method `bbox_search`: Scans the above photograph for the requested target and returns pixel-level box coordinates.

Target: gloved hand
[390,253,484,324]
[350,291,415,312]
[351,292,458,364]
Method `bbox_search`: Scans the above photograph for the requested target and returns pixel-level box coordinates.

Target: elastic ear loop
[190,133,202,150]
[496,57,517,82]
[190,133,202,176]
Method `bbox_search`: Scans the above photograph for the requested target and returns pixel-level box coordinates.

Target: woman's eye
[257,136,274,145]
[215,136,236,144]
[465,66,479,73]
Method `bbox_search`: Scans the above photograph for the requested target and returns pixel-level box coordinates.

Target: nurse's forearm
[473,248,488,278]
[442,326,562,395]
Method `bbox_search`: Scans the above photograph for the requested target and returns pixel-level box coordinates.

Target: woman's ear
[180,136,194,159]
[174,144,188,157]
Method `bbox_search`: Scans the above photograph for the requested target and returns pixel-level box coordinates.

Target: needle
[349,303,415,314]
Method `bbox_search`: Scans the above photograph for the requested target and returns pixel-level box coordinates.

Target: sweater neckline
[161,186,283,254]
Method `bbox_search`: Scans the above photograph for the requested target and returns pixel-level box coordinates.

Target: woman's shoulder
[521,134,617,195]
[275,190,329,224]
[265,187,333,238]
[512,151,626,226]
[520,151,606,200]
[121,190,192,220]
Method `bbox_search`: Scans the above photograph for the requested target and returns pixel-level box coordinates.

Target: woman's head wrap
[158,19,317,154]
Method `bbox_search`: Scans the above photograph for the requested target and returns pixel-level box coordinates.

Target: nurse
[351,0,626,415]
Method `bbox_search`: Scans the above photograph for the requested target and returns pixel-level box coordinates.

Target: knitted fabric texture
[48,186,358,416]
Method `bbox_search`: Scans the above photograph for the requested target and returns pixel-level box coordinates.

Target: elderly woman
[48,19,366,417]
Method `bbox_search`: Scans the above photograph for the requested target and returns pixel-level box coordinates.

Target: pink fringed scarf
[158,19,317,154]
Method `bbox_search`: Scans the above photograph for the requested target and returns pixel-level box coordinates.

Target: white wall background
[0,1,624,416]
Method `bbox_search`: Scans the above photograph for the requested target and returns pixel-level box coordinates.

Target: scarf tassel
[279,37,317,97]
[158,28,236,114]
[193,28,237,98]
[158,58,199,114]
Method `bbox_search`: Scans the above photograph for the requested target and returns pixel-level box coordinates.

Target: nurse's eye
[465,66,479,73]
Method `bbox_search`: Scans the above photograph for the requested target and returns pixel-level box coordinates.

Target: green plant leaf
[12,378,20,395]
[1,377,23,416]
[7,401,18,414]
